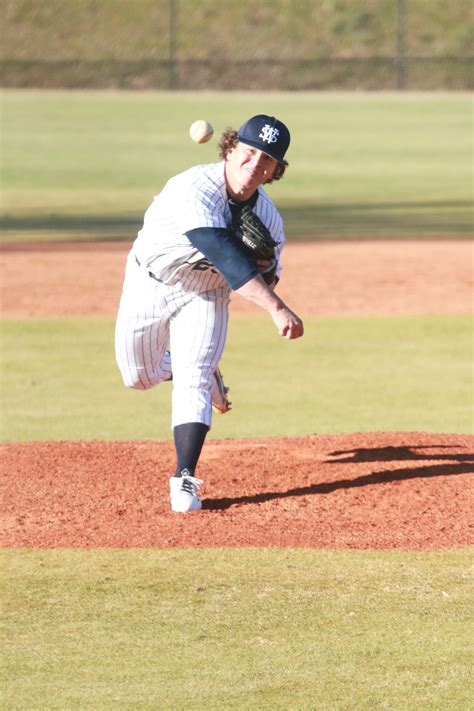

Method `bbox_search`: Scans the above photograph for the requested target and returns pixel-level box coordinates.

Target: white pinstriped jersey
[131,161,285,293]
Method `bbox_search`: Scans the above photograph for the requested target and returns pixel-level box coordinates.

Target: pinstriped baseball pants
[115,252,229,428]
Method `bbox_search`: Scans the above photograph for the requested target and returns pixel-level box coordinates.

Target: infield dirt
[1,240,472,549]
[1,239,471,317]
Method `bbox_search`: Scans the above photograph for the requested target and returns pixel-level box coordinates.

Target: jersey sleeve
[186,227,259,290]
[178,171,228,233]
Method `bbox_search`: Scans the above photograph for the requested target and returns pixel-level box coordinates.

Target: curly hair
[218,128,287,183]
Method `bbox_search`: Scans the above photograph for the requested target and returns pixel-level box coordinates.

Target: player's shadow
[202,444,473,510]
[326,444,474,464]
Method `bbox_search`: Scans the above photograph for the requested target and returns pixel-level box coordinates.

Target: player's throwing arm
[236,275,304,339]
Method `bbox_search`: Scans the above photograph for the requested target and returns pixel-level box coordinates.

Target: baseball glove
[230,206,278,285]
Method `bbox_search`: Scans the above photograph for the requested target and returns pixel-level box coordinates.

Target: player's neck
[226,189,258,208]
[226,184,255,203]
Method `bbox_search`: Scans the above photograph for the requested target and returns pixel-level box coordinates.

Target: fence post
[169,0,177,89]
[396,0,406,89]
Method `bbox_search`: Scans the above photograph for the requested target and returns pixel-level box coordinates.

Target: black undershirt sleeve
[186,226,259,290]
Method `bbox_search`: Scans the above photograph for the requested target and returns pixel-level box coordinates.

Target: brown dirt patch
[2,433,472,549]
[1,240,472,549]
[1,239,472,317]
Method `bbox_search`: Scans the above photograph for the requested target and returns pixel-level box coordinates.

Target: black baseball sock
[173,422,209,477]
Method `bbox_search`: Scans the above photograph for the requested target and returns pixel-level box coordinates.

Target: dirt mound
[2,432,472,549]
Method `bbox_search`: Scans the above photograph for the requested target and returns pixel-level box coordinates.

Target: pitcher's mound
[3,432,472,550]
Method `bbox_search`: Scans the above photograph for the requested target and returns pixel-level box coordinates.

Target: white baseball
[189,119,214,144]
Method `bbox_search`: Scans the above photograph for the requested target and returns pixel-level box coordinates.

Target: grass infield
[1,314,471,442]
[2,548,472,710]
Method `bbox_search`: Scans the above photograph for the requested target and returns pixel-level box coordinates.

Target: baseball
[189,119,214,144]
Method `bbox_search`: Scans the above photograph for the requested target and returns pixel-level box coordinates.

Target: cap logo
[259,124,280,145]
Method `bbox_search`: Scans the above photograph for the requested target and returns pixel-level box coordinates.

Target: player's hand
[271,306,304,339]
[235,275,302,337]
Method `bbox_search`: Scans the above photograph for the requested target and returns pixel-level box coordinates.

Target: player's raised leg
[114,255,173,390]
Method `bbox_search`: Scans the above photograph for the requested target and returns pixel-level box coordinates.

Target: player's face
[225,142,278,200]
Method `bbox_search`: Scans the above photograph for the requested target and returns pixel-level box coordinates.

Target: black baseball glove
[229,206,278,285]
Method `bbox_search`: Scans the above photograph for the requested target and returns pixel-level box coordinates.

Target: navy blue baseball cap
[237,114,290,164]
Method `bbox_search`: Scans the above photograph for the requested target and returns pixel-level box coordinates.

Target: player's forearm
[235,274,285,312]
[236,275,304,339]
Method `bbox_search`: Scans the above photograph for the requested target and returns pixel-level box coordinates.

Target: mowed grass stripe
[1,314,471,442]
[2,91,472,240]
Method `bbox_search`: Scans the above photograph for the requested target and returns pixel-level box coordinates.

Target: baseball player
[115,114,304,512]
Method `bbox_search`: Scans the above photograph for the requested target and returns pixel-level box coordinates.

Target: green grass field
[2,548,472,710]
[1,315,472,442]
[1,91,472,240]
[2,91,472,709]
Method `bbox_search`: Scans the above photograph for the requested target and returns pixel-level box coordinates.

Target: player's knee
[127,380,149,391]
[120,372,153,391]
[116,354,162,390]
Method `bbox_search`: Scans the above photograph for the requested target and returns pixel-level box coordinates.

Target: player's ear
[263,165,277,184]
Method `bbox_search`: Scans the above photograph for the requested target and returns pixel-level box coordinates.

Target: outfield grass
[2,548,472,710]
[2,91,472,241]
[1,314,471,442]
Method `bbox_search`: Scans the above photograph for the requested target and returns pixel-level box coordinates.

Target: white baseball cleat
[211,367,231,414]
[169,471,203,512]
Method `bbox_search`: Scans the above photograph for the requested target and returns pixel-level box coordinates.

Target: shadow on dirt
[203,445,473,510]
[327,444,474,464]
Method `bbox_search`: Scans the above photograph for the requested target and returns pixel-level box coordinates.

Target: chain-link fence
[1,0,472,90]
